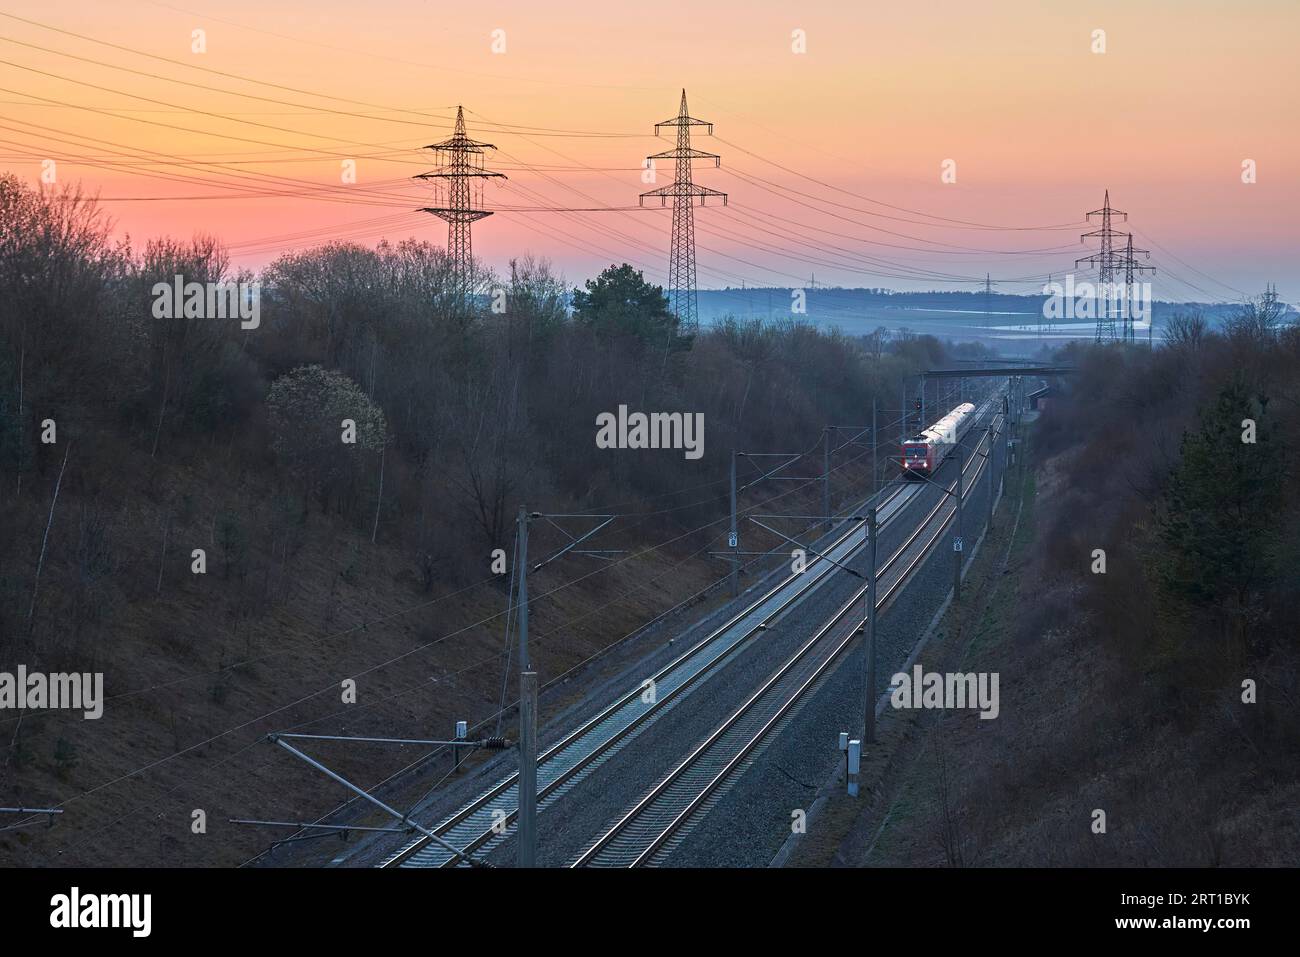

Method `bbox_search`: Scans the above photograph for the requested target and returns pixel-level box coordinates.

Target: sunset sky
[2,0,1296,301]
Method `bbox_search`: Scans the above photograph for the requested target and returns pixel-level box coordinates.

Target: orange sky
[2,0,1296,300]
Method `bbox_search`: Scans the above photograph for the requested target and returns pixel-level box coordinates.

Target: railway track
[571,414,1000,867]
[381,476,919,867]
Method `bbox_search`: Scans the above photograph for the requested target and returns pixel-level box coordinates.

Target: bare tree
[1163,311,1208,350]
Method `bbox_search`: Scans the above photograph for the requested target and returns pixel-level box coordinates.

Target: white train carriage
[901,402,975,476]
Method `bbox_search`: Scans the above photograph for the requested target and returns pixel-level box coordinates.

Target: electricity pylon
[1262,283,1281,316]
[640,90,727,335]
[1076,190,1128,343]
[1119,234,1154,343]
[416,106,506,315]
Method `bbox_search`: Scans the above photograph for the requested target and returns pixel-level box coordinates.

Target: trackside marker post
[847,739,862,797]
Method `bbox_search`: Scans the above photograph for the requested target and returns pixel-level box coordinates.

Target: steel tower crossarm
[414,106,506,316]
[639,90,727,336]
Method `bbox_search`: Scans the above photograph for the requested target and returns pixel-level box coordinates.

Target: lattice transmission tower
[1076,190,1129,343]
[1119,233,1154,343]
[640,90,727,335]
[416,106,506,315]
[1262,283,1281,315]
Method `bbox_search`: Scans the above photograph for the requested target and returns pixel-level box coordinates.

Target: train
[901,402,976,477]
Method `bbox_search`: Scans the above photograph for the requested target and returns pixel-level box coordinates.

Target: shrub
[266,365,387,509]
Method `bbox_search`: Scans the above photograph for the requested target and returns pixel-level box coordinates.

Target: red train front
[902,441,933,474]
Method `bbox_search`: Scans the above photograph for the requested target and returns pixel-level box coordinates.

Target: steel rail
[572,415,1001,866]
[381,479,912,867]
[387,398,1002,868]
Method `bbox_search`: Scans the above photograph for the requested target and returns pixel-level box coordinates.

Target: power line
[135,0,667,94]
[0,9,661,116]
[713,135,1085,232]
[720,166,1079,257]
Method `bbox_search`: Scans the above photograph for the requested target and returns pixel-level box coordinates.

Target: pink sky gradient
[2,0,1296,301]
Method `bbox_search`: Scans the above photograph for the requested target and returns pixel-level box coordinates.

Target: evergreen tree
[571,263,687,351]
[1154,376,1284,644]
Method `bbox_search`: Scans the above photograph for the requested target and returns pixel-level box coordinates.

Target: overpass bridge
[906,366,1072,442]
[922,365,1076,379]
